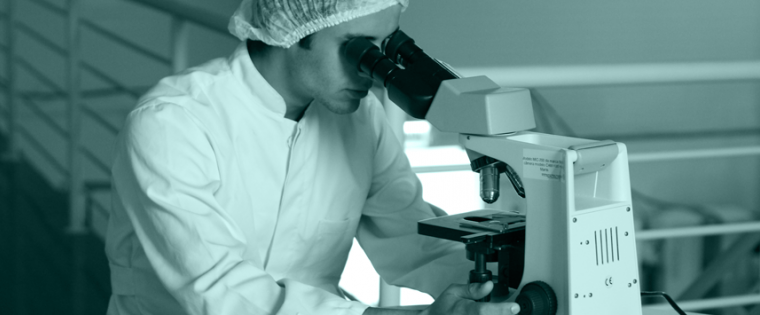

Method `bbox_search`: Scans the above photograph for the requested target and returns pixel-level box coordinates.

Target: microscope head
[344,30,536,136]
[344,30,537,204]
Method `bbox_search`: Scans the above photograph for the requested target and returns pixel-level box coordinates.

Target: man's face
[286,5,402,115]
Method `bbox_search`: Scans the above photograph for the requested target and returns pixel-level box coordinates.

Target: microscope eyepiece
[344,37,399,85]
[342,29,458,119]
[382,30,459,81]
[382,29,421,67]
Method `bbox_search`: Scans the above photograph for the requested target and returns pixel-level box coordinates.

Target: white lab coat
[106,43,471,315]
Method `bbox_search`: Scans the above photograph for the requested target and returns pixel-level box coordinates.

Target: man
[106,0,521,314]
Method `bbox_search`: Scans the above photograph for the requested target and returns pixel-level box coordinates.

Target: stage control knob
[515,281,558,315]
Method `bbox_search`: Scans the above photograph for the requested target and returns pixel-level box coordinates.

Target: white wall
[401,0,760,66]
[399,0,760,215]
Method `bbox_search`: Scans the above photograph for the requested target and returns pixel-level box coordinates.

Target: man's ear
[296,33,315,50]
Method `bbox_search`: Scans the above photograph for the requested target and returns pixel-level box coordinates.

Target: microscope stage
[418,209,526,243]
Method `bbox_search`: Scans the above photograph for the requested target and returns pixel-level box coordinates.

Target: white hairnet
[228,0,409,48]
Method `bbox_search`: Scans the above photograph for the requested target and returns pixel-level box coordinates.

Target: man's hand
[362,281,520,315]
[420,281,520,315]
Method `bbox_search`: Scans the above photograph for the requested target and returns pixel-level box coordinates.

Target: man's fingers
[480,302,521,315]
[449,281,493,300]
[469,281,493,300]
[508,302,521,314]
[435,283,520,315]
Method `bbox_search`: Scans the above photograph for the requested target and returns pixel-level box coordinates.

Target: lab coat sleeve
[355,102,472,299]
[113,102,368,315]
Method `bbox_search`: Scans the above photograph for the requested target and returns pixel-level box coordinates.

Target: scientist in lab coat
[105,0,521,314]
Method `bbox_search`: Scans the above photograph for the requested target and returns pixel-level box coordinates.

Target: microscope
[346,30,644,315]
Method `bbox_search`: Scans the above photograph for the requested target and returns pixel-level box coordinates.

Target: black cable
[641,291,688,315]
[529,91,555,134]
[530,89,576,137]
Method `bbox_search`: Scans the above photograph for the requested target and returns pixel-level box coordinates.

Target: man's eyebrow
[344,33,378,41]
[344,28,399,43]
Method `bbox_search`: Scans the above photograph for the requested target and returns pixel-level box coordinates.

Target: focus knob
[515,281,558,315]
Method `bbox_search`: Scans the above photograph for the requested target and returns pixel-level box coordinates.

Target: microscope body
[460,131,643,315]
[413,75,645,314]
[345,30,644,315]
[404,56,644,315]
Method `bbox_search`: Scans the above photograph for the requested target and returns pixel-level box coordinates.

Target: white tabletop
[389,305,706,314]
[644,308,706,315]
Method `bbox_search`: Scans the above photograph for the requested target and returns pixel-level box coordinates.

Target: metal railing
[2,0,759,313]
[2,0,16,160]
[458,61,760,88]
[0,1,229,313]
[0,0,225,235]
[2,0,85,230]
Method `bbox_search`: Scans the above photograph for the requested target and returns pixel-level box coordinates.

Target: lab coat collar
[228,42,290,119]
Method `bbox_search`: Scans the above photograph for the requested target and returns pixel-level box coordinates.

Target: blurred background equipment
[2,0,760,314]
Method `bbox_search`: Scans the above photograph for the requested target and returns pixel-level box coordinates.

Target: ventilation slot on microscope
[595,227,620,266]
